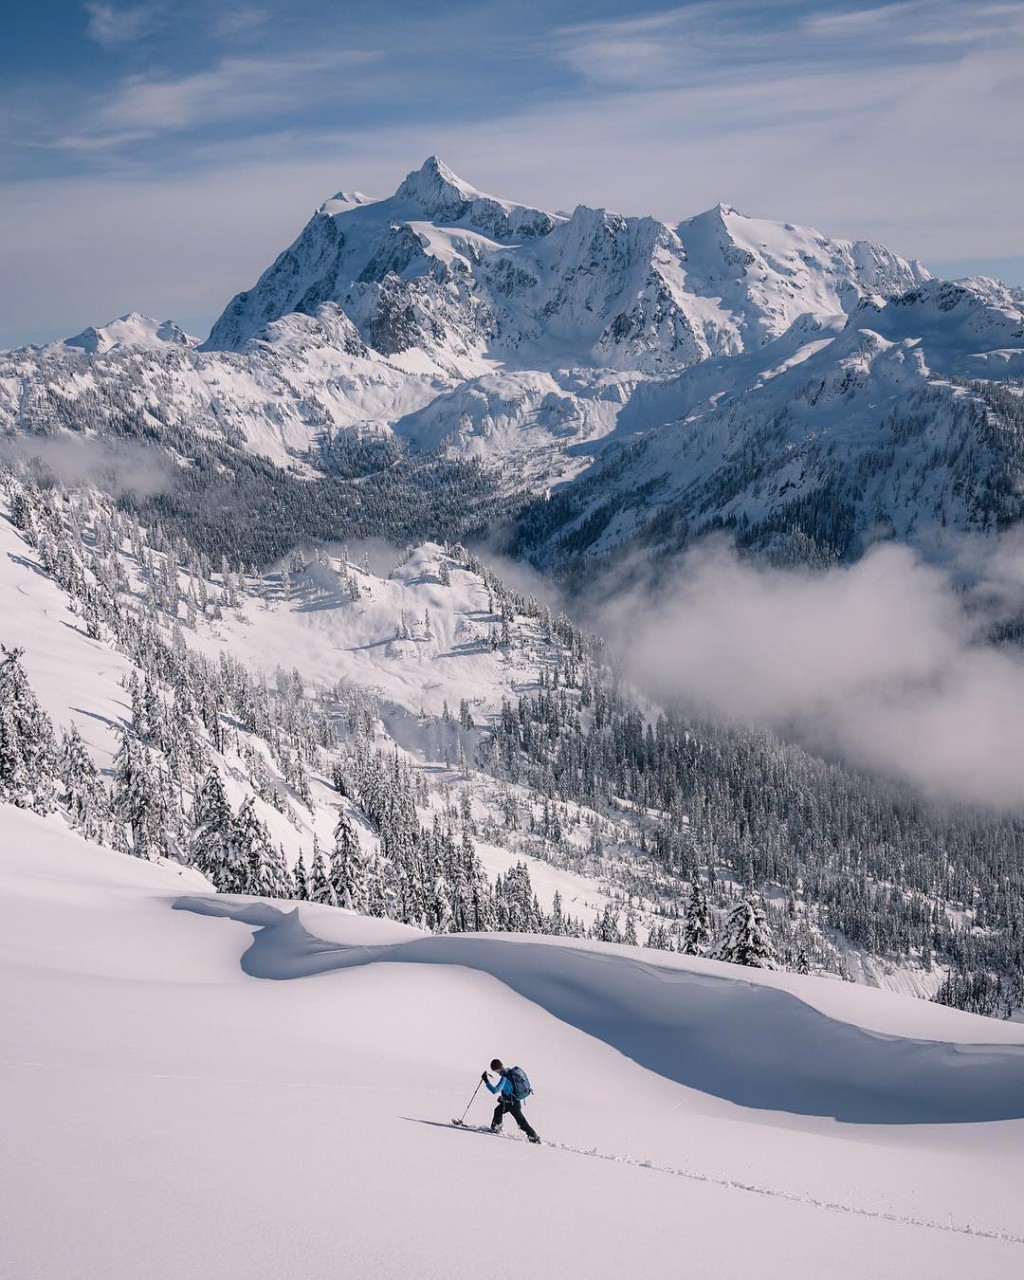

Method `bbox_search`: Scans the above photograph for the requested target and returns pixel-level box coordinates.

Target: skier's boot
[528,1134,541,1144]
[490,1124,502,1134]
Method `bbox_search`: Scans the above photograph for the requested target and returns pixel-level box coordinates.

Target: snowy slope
[0,487,641,935]
[3,812,1024,1280]
[517,278,1024,566]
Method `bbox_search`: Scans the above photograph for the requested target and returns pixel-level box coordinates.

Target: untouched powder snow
[3,809,1024,1280]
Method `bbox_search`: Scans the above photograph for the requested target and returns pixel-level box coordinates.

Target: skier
[482,1058,541,1143]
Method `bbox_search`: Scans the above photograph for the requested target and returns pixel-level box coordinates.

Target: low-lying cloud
[0,433,175,498]
[591,538,1024,810]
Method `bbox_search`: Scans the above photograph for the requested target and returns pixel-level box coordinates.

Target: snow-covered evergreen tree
[233,796,289,898]
[0,645,58,814]
[680,879,713,956]
[495,862,542,932]
[58,725,113,845]
[710,899,778,969]
[112,729,165,859]
[188,769,236,889]
[309,836,336,906]
[293,849,310,901]
[331,809,368,912]
[593,903,622,944]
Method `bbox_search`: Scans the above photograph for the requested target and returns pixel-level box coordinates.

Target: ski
[450,1119,541,1143]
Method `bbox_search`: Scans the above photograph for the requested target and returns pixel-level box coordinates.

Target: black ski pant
[492,1096,537,1139]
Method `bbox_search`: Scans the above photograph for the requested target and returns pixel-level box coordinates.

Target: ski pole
[454,1077,483,1125]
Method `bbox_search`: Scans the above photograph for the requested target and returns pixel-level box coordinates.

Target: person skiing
[482,1059,540,1143]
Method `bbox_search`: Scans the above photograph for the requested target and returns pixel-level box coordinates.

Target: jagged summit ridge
[202,156,927,369]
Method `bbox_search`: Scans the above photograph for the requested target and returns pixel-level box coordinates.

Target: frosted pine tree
[310,836,336,906]
[593,903,622,944]
[709,900,777,969]
[0,645,59,814]
[430,861,454,933]
[232,796,285,897]
[112,730,164,859]
[495,862,541,932]
[680,879,713,956]
[331,810,368,912]
[293,849,310,901]
[367,853,390,918]
[645,922,672,950]
[189,769,235,889]
[58,725,112,844]
[461,830,493,931]
[547,889,566,936]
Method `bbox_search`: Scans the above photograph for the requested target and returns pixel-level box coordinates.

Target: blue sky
[1,0,1021,346]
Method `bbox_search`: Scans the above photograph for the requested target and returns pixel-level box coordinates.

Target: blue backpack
[504,1065,532,1101]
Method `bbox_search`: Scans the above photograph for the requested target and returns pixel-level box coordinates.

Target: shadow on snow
[172,895,1024,1126]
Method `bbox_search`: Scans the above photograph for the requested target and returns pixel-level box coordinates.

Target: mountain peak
[62,312,195,355]
[394,155,483,219]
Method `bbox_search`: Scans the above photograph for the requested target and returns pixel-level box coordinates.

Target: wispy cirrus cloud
[802,0,1024,43]
[53,49,380,149]
[84,2,162,49]
[553,0,1024,88]
[213,7,271,40]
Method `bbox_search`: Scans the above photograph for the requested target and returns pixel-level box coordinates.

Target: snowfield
[3,808,1024,1280]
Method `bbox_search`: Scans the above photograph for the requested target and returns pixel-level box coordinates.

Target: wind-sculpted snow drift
[174,896,1024,1125]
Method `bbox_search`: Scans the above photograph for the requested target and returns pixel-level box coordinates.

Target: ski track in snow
[435,1122,1024,1246]
[8,1047,1019,1247]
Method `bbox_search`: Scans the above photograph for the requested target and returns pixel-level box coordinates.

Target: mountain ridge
[202,155,929,373]
[2,156,1021,576]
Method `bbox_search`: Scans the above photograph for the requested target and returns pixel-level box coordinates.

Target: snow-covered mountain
[2,155,1021,573]
[60,311,199,355]
[205,155,928,376]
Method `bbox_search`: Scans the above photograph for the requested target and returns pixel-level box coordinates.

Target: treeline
[479,647,1024,1012]
[5,343,520,569]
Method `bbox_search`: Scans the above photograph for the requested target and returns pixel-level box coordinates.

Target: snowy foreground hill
[3,809,1024,1280]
